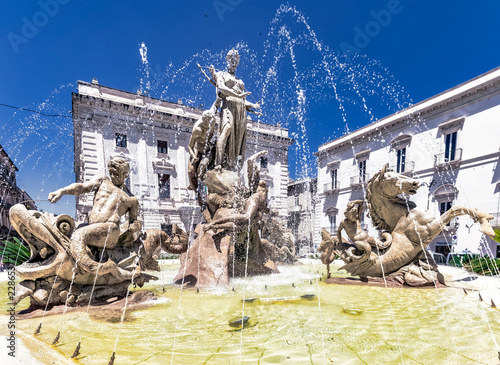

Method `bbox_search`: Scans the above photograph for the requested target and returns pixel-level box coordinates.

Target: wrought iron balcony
[389,161,415,176]
[350,174,368,188]
[323,181,340,195]
[434,148,463,170]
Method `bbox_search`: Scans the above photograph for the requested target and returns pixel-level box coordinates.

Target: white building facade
[316,67,500,258]
[287,177,316,256]
[72,80,293,232]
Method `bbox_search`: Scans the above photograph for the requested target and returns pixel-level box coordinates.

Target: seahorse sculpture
[326,164,494,286]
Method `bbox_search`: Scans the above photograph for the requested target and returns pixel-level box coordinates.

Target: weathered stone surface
[324,164,494,287]
[10,156,187,309]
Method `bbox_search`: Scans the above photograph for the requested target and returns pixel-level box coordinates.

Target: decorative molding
[355,149,371,161]
[433,184,458,202]
[326,160,341,170]
[325,206,339,216]
[438,116,465,135]
[152,159,175,172]
[390,134,412,150]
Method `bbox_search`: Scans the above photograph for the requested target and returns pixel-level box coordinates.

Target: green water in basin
[2,262,500,364]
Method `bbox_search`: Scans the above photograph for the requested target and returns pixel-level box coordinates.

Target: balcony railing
[434,148,463,169]
[323,181,340,195]
[322,226,339,234]
[389,161,415,175]
[350,175,368,188]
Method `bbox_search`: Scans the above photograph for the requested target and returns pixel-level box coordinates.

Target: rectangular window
[396,148,406,173]
[359,160,366,183]
[157,140,168,154]
[294,195,299,206]
[435,243,452,257]
[330,169,338,189]
[444,132,457,162]
[440,201,453,226]
[116,133,127,148]
[260,156,268,169]
[329,215,336,232]
[160,224,173,236]
[158,174,170,199]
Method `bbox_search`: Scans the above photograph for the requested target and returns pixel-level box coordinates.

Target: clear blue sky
[1,1,499,215]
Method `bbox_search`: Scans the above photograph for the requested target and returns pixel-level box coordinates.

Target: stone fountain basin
[0,261,499,364]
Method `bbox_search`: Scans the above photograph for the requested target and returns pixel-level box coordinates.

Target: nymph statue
[211,48,261,171]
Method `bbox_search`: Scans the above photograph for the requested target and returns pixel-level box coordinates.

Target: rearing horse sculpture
[326,164,494,286]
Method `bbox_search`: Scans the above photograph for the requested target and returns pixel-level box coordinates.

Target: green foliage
[463,257,500,276]
[446,253,481,268]
[1,237,30,266]
[493,228,500,244]
[159,252,180,260]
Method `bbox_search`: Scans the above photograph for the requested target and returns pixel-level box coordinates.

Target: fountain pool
[1,261,499,364]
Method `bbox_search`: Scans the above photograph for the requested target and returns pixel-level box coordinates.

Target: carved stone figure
[325,164,495,286]
[261,210,296,264]
[187,100,219,196]
[211,49,261,171]
[10,156,188,308]
[174,152,279,288]
[336,200,392,263]
[173,50,288,289]
[318,229,340,279]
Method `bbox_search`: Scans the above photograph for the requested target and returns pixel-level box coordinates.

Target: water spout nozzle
[479,293,483,302]
[492,299,497,308]
[265,284,267,290]
[309,280,313,285]
[463,288,467,295]
[232,287,235,292]
[34,323,42,335]
[71,342,81,358]
[52,332,60,345]
[108,352,116,365]
[292,283,295,288]
[162,287,165,293]
[196,287,200,293]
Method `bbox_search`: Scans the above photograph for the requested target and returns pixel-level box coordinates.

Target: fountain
[320,164,495,286]
[9,155,189,308]
[173,48,283,288]
[1,4,499,364]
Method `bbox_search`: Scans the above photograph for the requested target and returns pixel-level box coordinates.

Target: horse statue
[326,164,494,286]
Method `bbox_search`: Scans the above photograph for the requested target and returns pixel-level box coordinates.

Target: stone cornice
[73,81,292,143]
[317,66,500,156]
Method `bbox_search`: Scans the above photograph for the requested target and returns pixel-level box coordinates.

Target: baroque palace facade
[0,144,37,239]
[72,80,293,232]
[315,67,500,258]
